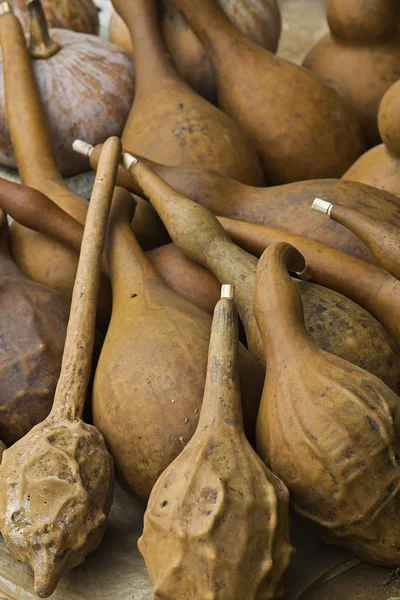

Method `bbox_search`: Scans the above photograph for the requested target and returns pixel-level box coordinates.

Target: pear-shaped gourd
[312,198,400,280]
[76,141,400,264]
[0,138,120,598]
[167,0,365,184]
[254,241,400,565]
[121,153,400,384]
[92,189,264,505]
[139,284,293,600]
[109,0,281,103]
[0,5,112,326]
[110,0,264,186]
[303,0,400,146]
[0,207,69,446]
[344,79,400,197]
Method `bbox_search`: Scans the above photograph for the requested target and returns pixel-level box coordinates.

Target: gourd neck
[255,243,313,360]
[28,0,61,59]
[197,287,244,433]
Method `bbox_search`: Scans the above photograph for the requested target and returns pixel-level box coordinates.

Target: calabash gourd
[0,9,112,324]
[303,0,400,146]
[139,285,293,600]
[10,0,99,34]
[0,137,120,598]
[110,0,264,186]
[92,190,263,506]
[254,241,400,565]
[109,0,281,103]
[121,153,400,387]
[0,207,69,447]
[77,140,400,264]
[0,0,134,175]
[168,0,365,184]
[313,198,400,280]
[344,79,400,197]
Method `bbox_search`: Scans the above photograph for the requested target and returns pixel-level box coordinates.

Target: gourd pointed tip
[312,198,333,217]
[0,2,11,15]
[221,284,235,299]
[121,152,138,171]
[72,139,93,158]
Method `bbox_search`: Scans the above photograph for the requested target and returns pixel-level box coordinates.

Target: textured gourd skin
[109,0,281,102]
[303,0,400,146]
[139,293,293,599]
[10,0,99,35]
[255,242,400,565]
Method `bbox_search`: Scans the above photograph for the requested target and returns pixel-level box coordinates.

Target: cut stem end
[121,152,138,171]
[72,139,94,158]
[312,198,333,217]
[221,284,235,300]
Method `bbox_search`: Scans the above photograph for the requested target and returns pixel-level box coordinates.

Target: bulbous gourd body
[109,0,281,102]
[303,0,400,146]
[11,0,100,35]
[169,0,365,184]
[139,290,293,599]
[255,242,400,565]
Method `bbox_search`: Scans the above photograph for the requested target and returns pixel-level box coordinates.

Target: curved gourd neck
[197,290,244,433]
[0,11,63,191]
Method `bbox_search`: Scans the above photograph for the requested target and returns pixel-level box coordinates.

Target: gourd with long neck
[254,241,400,565]
[313,198,400,280]
[168,0,365,184]
[303,0,400,146]
[120,154,400,386]
[344,79,400,197]
[139,285,293,599]
[110,0,264,186]
[0,137,120,598]
[76,140,400,264]
[92,190,264,505]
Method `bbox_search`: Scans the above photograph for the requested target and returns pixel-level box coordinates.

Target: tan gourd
[92,189,264,505]
[0,206,69,447]
[0,0,134,175]
[10,0,99,34]
[76,140,400,264]
[139,285,293,600]
[110,0,264,186]
[0,137,120,598]
[303,0,400,146]
[254,241,400,565]
[167,0,365,184]
[344,79,400,197]
[312,198,400,280]
[121,154,400,389]
[109,0,281,102]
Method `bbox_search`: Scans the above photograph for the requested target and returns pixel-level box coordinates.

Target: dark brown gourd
[0,0,134,175]
[303,0,400,146]
[254,241,400,565]
[110,0,264,186]
[109,0,281,103]
[0,137,120,598]
[76,140,400,264]
[139,285,293,599]
[0,207,69,447]
[167,0,365,184]
[11,0,99,34]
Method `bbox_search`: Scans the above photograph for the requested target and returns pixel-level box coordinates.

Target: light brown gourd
[110,0,264,186]
[168,0,365,184]
[139,285,293,600]
[0,0,134,175]
[303,0,400,146]
[109,0,281,103]
[92,189,264,505]
[76,141,400,264]
[10,0,99,34]
[0,137,120,598]
[120,154,400,390]
[312,198,400,280]
[344,79,400,197]
[254,241,400,565]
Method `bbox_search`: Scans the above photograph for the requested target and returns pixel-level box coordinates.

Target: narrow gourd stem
[28,0,61,59]
[197,285,245,431]
[50,137,122,422]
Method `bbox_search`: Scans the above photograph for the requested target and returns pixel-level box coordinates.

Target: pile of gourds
[1,0,400,597]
